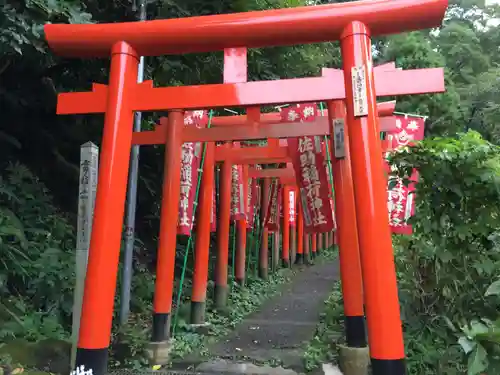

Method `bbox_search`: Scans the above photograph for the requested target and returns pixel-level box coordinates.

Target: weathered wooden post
[71,142,99,368]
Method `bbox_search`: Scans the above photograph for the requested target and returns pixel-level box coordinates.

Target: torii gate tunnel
[44,0,448,374]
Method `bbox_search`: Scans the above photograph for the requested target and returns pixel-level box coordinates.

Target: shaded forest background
[2,0,500,374]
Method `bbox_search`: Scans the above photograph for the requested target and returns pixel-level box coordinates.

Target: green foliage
[0,162,75,342]
[389,131,500,374]
[306,132,500,374]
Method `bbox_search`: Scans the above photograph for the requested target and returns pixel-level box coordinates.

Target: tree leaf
[485,279,500,296]
[467,343,488,375]
[458,336,476,354]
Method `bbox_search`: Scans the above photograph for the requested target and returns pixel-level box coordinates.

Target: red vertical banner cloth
[385,115,426,235]
[178,110,209,235]
[264,179,281,232]
[289,188,296,228]
[230,143,246,221]
[282,103,334,234]
[246,177,258,229]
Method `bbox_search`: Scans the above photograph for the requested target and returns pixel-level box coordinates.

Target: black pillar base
[75,348,108,375]
[152,312,170,342]
[190,301,206,325]
[371,358,406,375]
[295,253,304,265]
[304,254,312,265]
[345,315,367,348]
[235,278,245,286]
[282,259,290,268]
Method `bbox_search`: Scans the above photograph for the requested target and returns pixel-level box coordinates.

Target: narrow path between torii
[173,258,339,375]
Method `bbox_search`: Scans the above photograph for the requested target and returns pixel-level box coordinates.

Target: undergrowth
[303,281,343,372]
[0,162,297,373]
[109,269,295,370]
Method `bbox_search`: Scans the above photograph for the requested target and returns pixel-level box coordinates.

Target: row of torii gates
[45,0,448,374]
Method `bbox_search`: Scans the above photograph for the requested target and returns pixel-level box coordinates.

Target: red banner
[264,179,281,232]
[282,104,334,233]
[178,110,209,235]
[289,188,296,227]
[385,115,426,235]
[262,180,272,226]
[246,177,258,228]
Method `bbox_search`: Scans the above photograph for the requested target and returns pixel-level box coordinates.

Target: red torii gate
[44,0,448,374]
[173,94,397,298]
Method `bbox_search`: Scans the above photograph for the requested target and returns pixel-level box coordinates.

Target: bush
[0,162,75,341]
[389,131,500,374]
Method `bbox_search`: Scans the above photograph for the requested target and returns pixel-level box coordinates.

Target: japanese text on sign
[289,190,296,226]
[282,103,334,233]
[178,110,208,235]
[351,65,368,117]
[265,180,280,232]
[385,115,425,235]
[230,164,246,220]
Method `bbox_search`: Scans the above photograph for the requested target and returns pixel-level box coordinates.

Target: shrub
[389,131,500,374]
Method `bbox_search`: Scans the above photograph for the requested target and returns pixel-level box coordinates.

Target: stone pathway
[174,259,340,374]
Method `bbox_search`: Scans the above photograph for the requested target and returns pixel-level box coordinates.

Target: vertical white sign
[351,65,369,117]
[333,118,346,159]
[71,142,99,368]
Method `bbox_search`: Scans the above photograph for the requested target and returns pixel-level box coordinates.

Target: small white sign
[351,65,368,117]
[333,118,346,159]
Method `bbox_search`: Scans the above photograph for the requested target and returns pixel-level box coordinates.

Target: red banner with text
[229,143,245,221]
[265,179,281,232]
[178,110,209,235]
[289,188,296,228]
[282,104,334,233]
[246,177,258,228]
[385,115,426,235]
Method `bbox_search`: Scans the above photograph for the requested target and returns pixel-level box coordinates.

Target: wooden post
[71,142,98,368]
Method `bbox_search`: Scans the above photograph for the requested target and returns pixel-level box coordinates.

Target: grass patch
[303,279,344,372]
[109,266,296,370]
